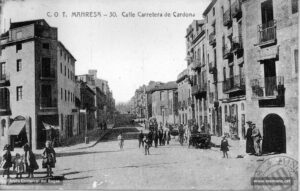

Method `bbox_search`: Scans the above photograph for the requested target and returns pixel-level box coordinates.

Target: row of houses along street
[0,19,116,150]
[129,0,298,158]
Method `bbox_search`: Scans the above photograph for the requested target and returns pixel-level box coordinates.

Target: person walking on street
[147,131,153,147]
[158,128,163,146]
[154,130,159,148]
[251,124,262,156]
[42,141,56,177]
[245,121,255,154]
[1,144,12,178]
[23,143,39,178]
[143,137,151,155]
[118,133,124,150]
[220,135,229,158]
[138,130,144,148]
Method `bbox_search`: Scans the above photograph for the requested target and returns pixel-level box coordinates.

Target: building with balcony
[186,20,209,129]
[176,68,192,125]
[203,0,246,139]
[0,19,78,149]
[242,0,298,157]
[149,81,178,126]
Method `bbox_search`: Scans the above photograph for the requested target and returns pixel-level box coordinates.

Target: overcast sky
[2,0,210,103]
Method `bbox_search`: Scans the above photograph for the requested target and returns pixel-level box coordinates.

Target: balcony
[231,0,242,19]
[192,82,207,97]
[40,97,57,109]
[209,62,217,74]
[209,31,216,46]
[191,59,201,71]
[40,69,55,80]
[223,44,233,59]
[232,36,243,52]
[177,69,189,83]
[257,20,277,47]
[223,9,232,27]
[0,74,10,86]
[209,92,214,104]
[223,74,245,93]
[251,76,285,107]
[187,97,192,106]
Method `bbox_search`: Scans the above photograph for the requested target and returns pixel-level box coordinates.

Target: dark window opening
[41,58,51,77]
[292,0,298,14]
[41,84,52,107]
[16,43,22,52]
[261,0,274,27]
[17,59,22,72]
[42,43,50,49]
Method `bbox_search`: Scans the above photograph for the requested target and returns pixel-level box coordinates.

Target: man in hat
[245,121,255,154]
[251,123,262,156]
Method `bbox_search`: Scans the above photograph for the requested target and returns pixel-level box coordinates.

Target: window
[61,88,63,100]
[16,86,22,101]
[64,53,66,60]
[17,59,22,72]
[295,49,298,73]
[60,63,62,73]
[64,66,66,76]
[60,49,63,57]
[223,67,226,81]
[68,68,69,79]
[41,58,51,77]
[213,7,215,16]
[16,43,22,52]
[160,92,162,101]
[292,0,298,14]
[61,114,64,131]
[65,89,67,101]
[1,119,5,136]
[68,91,70,102]
[42,43,50,49]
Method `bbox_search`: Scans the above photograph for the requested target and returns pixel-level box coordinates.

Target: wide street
[2,126,267,190]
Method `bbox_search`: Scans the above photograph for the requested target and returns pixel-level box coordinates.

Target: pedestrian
[220,135,229,158]
[166,129,171,145]
[179,124,184,145]
[245,121,255,154]
[23,143,39,178]
[147,131,153,147]
[251,124,262,156]
[158,128,163,146]
[143,137,150,155]
[154,130,159,148]
[162,130,166,145]
[42,141,56,177]
[138,130,144,148]
[117,133,124,150]
[1,144,12,178]
[13,153,24,178]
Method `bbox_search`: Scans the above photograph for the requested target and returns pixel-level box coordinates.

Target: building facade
[242,0,298,157]
[186,20,209,129]
[150,81,178,125]
[0,19,78,149]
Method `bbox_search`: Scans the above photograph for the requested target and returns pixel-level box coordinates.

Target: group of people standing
[1,140,57,179]
[245,121,262,156]
[138,124,171,155]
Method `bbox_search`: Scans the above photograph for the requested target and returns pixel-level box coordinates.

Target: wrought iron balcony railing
[192,82,207,95]
[232,35,243,52]
[40,97,57,108]
[0,73,10,86]
[231,0,242,18]
[223,44,232,59]
[258,20,277,46]
[250,76,284,99]
[223,74,245,93]
[223,9,232,26]
[40,69,56,80]
[209,31,216,46]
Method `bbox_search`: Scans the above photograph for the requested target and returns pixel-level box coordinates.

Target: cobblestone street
[1,126,266,190]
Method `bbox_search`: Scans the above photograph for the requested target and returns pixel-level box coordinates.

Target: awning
[42,122,59,130]
[8,120,26,135]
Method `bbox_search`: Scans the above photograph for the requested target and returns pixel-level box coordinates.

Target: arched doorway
[262,114,286,153]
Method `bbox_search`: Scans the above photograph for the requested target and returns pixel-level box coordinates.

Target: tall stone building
[242,0,298,157]
[177,69,192,125]
[0,19,78,149]
[186,20,209,128]
[150,81,178,125]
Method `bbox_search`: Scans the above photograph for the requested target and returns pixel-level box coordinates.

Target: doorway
[262,114,286,153]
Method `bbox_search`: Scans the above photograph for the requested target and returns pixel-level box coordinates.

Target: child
[1,144,12,178]
[220,135,229,158]
[13,153,24,178]
[117,133,124,150]
[143,137,150,155]
[24,143,39,178]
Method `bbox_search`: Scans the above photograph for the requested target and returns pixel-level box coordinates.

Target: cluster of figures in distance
[0,140,57,179]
